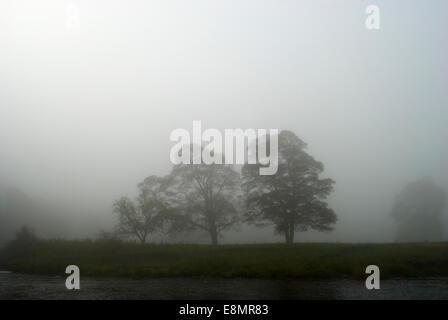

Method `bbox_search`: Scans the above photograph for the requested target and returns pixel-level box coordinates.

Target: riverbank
[1,241,448,279]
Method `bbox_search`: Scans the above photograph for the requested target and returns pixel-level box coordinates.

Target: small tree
[113,176,171,244]
[242,130,336,243]
[14,226,38,243]
[3,226,38,259]
[168,146,241,245]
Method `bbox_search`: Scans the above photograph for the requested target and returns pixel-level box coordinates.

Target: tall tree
[113,175,171,244]
[242,130,336,243]
[391,178,446,242]
[168,146,241,245]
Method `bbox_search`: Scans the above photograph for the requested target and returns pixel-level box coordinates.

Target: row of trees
[113,130,337,245]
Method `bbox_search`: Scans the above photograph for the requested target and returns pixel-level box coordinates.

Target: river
[1,272,447,299]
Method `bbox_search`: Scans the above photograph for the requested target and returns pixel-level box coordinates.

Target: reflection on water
[1,272,448,300]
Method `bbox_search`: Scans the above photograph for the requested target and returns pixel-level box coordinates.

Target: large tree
[391,178,446,242]
[113,175,172,244]
[168,146,241,245]
[242,130,336,243]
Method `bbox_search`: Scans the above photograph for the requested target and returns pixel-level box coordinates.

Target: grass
[1,240,448,279]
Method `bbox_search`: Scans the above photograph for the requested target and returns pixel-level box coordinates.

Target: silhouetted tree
[113,176,172,244]
[168,145,241,245]
[242,131,336,243]
[391,178,446,242]
[3,226,38,259]
[0,188,67,243]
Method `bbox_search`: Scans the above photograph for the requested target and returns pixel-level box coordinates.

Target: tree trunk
[289,223,295,244]
[139,233,147,244]
[284,231,290,243]
[208,216,219,245]
[210,229,218,245]
[284,223,294,244]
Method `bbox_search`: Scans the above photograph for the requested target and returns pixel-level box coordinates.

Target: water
[1,272,448,299]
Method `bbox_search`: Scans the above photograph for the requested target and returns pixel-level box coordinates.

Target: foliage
[1,226,39,261]
[113,175,173,243]
[242,131,337,243]
[391,178,447,242]
[167,145,242,245]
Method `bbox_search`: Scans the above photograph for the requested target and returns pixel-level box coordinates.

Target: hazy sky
[0,0,447,242]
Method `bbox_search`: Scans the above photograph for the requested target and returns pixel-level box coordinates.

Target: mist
[1,0,447,245]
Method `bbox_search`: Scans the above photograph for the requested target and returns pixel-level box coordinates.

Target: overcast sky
[0,0,447,242]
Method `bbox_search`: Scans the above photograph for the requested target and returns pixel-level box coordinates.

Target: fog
[1,0,447,244]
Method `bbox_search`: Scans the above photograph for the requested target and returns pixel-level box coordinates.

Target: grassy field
[1,240,448,279]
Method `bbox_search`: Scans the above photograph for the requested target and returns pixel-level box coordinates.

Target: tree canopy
[113,131,337,245]
[391,178,446,242]
[168,145,241,245]
[113,175,172,243]
[242,130,337,243]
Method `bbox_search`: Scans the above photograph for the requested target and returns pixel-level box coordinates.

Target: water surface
[1,272,447,299]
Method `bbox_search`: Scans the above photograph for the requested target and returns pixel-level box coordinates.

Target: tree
[3,226,38,260]
[242,130,336,243]
[14,226,38,243]
[391,178,446,242]
[168,145,241,245]
[113,175,171,244]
